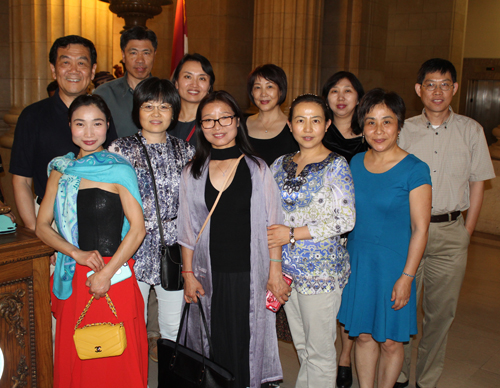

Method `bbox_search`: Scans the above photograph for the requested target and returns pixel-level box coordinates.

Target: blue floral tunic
[109,132,195,285]
[270,152,356,295]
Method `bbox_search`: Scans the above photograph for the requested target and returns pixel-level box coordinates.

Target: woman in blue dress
[337,89,431,388]
[268,94,356,387]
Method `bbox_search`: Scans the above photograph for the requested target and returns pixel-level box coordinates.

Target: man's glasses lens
[423,82,452,91]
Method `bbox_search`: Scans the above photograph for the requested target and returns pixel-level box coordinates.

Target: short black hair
[417,58,457,84]
[189,90,259,179]
[171,53,215,92]
[120,26,158,52]
[357,88,406,131]
[68,94,111,124]
[247,64,288,106]
[321,71,365,135]
[132,77,181,131]
[288,94,331,123]
[49,35,97,67]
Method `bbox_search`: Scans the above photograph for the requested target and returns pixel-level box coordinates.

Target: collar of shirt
[421,106,454,129]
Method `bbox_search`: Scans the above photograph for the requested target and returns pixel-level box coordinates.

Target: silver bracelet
[402,271,415,279]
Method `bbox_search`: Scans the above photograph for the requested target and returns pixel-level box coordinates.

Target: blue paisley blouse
[270,152,356,295]
[109,132,195,285]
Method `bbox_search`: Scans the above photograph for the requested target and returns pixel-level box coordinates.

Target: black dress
[205,146,252,388]
[323,123,368,163]
[247,123,299,166]
[169,120,197,147]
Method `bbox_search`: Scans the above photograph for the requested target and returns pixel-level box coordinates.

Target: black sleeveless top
[323,123,368,163]
[77,188,124,257]
[247,123,299,166]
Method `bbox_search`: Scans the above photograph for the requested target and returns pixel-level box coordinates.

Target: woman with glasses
[170,53,215,147]
[246,64,298,166]
[109,77,195,344]
[178,91,290,387]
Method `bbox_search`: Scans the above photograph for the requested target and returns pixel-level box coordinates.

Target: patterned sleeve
[307,156,356,242]
[108,138,125,157]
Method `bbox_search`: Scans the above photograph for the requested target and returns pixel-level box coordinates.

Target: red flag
[171,0,188,76]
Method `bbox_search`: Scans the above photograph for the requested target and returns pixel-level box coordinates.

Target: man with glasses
[394,58,495,388]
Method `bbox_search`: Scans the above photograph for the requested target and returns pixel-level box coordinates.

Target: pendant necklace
[217,160,232,176]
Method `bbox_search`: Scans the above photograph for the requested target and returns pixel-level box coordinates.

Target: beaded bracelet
[270,258,283,263]
[181,270,194,274]
[402,271,415,279]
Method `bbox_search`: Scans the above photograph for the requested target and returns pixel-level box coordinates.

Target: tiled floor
[150,233,500,388]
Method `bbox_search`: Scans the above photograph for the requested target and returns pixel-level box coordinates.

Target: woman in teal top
[338,89,431,388]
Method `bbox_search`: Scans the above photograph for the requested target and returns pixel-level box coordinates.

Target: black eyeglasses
[200,115,235,129]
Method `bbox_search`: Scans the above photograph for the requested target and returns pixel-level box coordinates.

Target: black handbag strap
[175,298,215,360]
[134,134,180,265]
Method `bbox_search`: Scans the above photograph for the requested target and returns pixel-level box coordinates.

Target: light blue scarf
[48,150,142,300]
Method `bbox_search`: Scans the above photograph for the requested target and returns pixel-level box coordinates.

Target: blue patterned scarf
[48,150,142,300]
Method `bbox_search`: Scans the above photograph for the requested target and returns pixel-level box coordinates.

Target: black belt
[430,211,460,223]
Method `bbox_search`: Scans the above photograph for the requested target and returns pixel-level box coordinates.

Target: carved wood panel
[0,278,35,388]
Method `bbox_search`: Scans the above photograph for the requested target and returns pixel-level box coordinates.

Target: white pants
[138,281,184,341]
[284,288,343,388]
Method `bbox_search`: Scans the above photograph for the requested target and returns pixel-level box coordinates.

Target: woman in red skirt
[36,94,148,387]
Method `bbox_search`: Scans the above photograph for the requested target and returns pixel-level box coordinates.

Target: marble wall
[383,0,468,119]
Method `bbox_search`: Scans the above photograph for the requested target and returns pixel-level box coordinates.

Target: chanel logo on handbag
[73,294,127,360]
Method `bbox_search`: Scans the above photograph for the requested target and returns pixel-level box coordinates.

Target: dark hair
[47,80,58,96]
[321,71,365,135]
[132,77,181,131]
[171,53,215,92]
[68,94,112,124]
[190,91,259,179]
[288,94,331,123]
[417,58,457,84]
[357,88,406,131]
[49,35,97,67]
[120,26,158,52]
[247,64,288,106]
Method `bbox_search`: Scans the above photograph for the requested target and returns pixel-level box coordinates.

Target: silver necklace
[216,160,232,176]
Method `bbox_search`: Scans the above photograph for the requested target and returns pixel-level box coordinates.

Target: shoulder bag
[135,133,183,291]
[157,299,235,387]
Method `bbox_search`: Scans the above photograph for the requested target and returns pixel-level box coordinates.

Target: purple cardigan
[177,156,284,387]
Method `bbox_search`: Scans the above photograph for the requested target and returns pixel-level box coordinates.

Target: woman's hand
[267,224,291,249]
[50,253,57,266]
[267,273,292,305]
[183,273,205,303]
[73,250,105,272]
[391,275,413,310]
[86,270,111,299]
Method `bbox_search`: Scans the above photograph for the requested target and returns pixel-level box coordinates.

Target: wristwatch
[289,227,296,249]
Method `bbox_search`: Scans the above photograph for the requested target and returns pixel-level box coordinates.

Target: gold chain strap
[74,293,119,331]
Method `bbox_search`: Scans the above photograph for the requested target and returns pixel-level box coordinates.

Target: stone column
[252,0,325,106]
[3,0,113,142]
[1,1,113,223]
